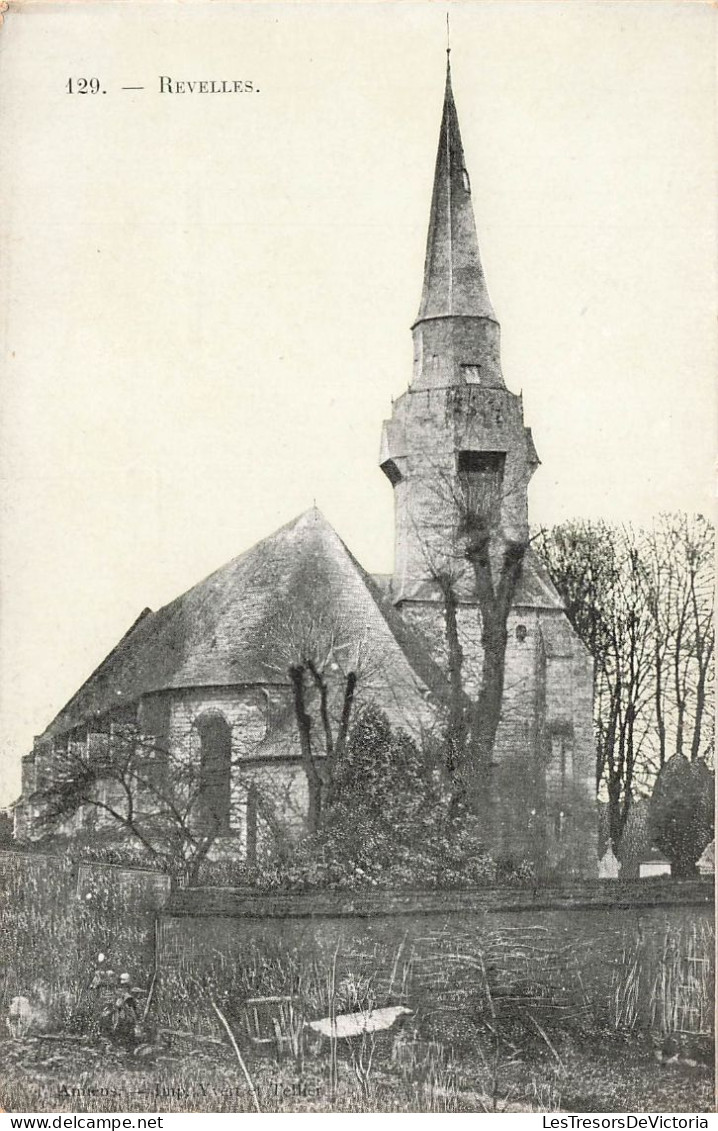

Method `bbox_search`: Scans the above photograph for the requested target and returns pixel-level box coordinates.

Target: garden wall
[155,881,714,1043]
[75,861,171,911]
[165,878,713,919]
[0,849,171,913]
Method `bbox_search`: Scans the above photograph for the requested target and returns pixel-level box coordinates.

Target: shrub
[649,756,714,877]
[197,708,534,891]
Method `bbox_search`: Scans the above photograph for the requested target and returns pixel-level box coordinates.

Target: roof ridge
[315,523,452,702]
[152,508,324,620]
[38,509,454,743]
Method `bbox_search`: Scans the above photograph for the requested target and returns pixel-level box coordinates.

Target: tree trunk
[470,610,508,788]
[437,574,469,815]
[324,671,357,810]
[464,534,526,820]
[289,664,322,834]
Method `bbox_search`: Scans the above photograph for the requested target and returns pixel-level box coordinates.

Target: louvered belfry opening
[457,449,506,524]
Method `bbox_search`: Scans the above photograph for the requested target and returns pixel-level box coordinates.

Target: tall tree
[536,514,714,851]
[419,467,528,822]
[643,514,714,767]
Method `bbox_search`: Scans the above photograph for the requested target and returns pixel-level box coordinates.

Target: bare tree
[262,605,375,834]
[537,521,658,847]
[31,721,226,885]
[643,514,714,767]
[536,514,714,852]
[412,465,529,820]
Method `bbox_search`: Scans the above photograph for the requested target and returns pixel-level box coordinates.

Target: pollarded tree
[416,466,529,822]
[262,603,374,834]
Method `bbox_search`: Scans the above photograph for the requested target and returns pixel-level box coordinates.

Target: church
[14,56,597,878]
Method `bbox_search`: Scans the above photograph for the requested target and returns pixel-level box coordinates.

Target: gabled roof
[39,509,450,742]
[415,57,496,326]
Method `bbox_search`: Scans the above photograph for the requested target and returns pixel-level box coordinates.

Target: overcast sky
[0,0,715,806]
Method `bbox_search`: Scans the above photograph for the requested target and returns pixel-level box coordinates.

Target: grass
[1,851,714,1113]
[1,1030,713,1113]
[0,853,155,1034]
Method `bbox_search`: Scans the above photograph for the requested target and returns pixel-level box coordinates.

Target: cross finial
[446,11,451,59]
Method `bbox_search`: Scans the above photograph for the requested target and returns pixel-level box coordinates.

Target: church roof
[415,57,496,326]
[516,549,567,610]
[39,509,450,742]
[395,547,566,611]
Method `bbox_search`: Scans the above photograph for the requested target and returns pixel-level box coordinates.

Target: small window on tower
[516,624,528,644]
[462,167,471,193]
[462,364,481,384]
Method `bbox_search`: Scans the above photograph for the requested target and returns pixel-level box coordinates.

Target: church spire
[415,55,496,326]
[380,45,538,598]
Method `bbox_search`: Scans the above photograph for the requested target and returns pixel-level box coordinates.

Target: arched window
[548,729,574,789]
[196,713,232,835]
[547,725,574,845]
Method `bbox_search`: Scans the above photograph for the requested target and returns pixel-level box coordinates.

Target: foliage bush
[649,755,714,877]
[198,707,534,891]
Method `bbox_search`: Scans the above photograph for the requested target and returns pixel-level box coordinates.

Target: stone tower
[380,56,597,877]
[380,56,539,600]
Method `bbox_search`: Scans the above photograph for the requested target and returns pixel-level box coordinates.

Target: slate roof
[415,57,496,326]
[514,550,566,610]
[39,509,450,742]
[395,547,565,611]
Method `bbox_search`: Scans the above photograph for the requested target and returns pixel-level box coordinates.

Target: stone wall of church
[15,672,439,857]
[168,687,270,764]
[16,640,595,876]
[164,686,303,846]
[399,598,597,878]
[163,680,435,856]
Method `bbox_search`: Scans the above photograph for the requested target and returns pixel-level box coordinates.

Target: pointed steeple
[381,46,539,601]
[415,56,496,325]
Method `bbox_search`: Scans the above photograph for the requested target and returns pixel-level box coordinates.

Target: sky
[0,0,715,806]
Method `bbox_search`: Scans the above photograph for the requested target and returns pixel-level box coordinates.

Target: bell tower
[378,52,597,879]
[380,56,539,603]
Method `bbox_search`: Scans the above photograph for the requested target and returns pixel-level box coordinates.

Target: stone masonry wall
[381,383,537,600]
[400,598,597,877]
